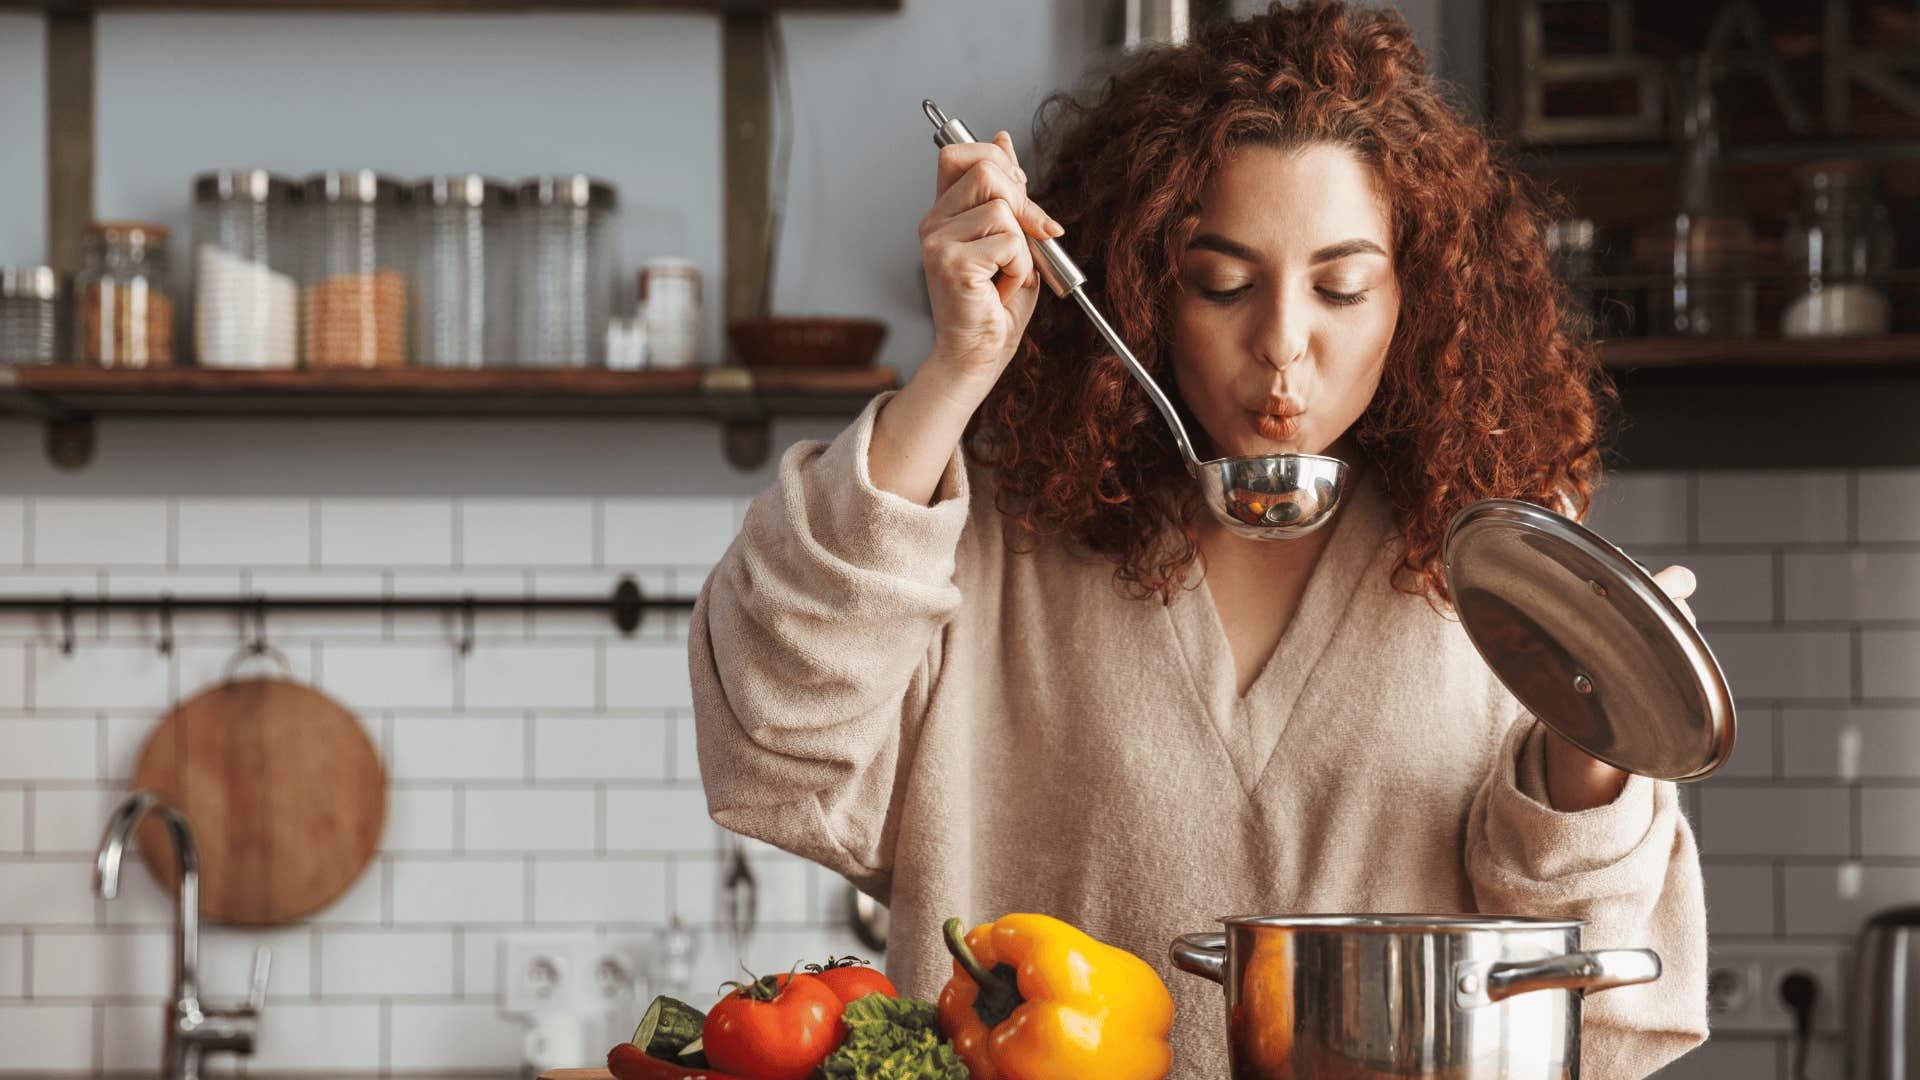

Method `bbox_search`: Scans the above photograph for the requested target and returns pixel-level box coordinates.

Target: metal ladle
[921,100,1348,540]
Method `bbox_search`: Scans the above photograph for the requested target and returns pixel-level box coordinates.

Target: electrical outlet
[1706,955,1759,1029]
[503,934,596,1016]
[1708,943,1848,1036]
[585,940,645,1052]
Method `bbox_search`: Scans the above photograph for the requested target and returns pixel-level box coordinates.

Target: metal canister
[193,168,300,370]
[513,175,617,368]
[0,266,63,364]
[411,175,513,369]
[299,170,408,369]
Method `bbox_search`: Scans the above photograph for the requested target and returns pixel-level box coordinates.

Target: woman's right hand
[918,130,1065,385]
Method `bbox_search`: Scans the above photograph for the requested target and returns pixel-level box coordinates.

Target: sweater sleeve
[1465,714,1709,1079]
[688,392,971,903]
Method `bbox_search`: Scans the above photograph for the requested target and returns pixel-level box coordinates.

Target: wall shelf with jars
[5,0,901,472]
[1490,0,1920,468]
[0,166,898,471]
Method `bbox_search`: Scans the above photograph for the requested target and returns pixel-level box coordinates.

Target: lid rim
[194,168,296,203]
[1442,498,1737,782]
[0,266,61,301]
[1217,913,1587,932]
[515,174,618,210]
[302,169,406,206]
[411,174,514,209]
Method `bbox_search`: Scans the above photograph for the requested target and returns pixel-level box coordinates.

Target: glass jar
[74,221,175,367]
[1662,60,1755,337]
[514,175,617,368]
[193,169,300,369]
[1781,161,1894,338]
[1545,219,1597,334]
[300,170,408,369]
[0,266,63,365]
[411,175,513,368]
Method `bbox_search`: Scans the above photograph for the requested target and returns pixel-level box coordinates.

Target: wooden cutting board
[131,676,386,925]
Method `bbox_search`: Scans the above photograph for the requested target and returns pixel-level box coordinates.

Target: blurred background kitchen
[0,0,1917,1076]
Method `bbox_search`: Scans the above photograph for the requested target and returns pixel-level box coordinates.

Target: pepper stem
[943,918,999,988]
[943,917,1026,1030]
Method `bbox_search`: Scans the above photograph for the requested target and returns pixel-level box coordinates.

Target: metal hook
[249,595,269,656]
[457,594,476,657]
[59,592,75,656]
[225,596,292,683]
[156,593,174,657]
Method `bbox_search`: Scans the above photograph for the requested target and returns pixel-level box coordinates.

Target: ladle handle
[923,99,1085,299]
[1065,288,1204,470]
[920,99,1204,471]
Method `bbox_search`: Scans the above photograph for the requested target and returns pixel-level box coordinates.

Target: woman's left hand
[1652,564,1698,625]
[1543,564,1699,811]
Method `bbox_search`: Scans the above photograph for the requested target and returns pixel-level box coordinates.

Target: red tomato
[703,972,846,1080]
[806,957,898,1006]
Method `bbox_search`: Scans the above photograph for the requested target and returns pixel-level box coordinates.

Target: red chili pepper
[607,1041,750,1080]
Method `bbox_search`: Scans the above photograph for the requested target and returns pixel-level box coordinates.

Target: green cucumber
[675,1035,710,1069]
[631,995,706,1061]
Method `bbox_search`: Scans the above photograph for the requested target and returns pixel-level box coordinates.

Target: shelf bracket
[45,415,95,470]
[701,365,771,469]
[722,3,773,332]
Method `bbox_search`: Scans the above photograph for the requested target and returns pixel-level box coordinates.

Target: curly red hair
[967,0,1614,604]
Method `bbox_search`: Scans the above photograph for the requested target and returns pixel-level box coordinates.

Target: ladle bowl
[1197,452,1349,540]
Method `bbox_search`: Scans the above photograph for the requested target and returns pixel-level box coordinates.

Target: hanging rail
[0,576,695,655]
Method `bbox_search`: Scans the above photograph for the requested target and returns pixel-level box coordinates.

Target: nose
[1253,288,1309,371]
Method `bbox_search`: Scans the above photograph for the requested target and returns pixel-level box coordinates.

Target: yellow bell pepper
[935,914,1174,1080]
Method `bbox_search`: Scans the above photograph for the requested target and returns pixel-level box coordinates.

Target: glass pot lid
[1443,499,1736,782]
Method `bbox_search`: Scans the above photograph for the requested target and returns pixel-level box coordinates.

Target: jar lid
[1546,218,1595,252]
[1442,498,1737,781]
[412,175,513,209]
[195,169,296,203]
[88,221,171,246]
[304,170,404,206]
[639,257,701,303]
[0,266,60,301]
[516,175,617,210]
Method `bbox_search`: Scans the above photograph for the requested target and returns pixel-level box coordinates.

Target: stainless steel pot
[1171,915,1661,1079]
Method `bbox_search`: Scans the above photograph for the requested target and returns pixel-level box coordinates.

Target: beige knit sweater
[690,393,1708,1079]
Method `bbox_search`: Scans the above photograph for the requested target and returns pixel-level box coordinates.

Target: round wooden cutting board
[131,676,386,925]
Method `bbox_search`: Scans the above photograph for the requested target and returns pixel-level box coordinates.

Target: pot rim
[1215,913,1585,932]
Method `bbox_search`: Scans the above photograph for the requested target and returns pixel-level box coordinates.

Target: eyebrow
[1189,233,1388,265]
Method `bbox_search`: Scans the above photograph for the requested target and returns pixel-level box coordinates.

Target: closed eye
[1318,287,1368,307]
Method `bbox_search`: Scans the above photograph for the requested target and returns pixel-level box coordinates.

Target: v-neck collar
[1162,470,1396,797]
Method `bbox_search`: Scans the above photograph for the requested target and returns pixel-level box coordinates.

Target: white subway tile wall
[0,494,855,1075]
[0,475,1908,1076]
[1585,471,1920,1079]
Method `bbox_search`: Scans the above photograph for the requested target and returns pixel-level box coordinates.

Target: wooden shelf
[0,364,898,469]
[1601,335,1920,370]
[11,0,897,10]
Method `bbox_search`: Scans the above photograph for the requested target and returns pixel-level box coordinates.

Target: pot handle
[1456,949,1661,1008]
[1170,933,1227,984]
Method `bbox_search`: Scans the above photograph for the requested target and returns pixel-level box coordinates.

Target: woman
[690,2,1708,1076]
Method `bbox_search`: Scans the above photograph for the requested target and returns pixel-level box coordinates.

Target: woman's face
[1169,141,1399,462]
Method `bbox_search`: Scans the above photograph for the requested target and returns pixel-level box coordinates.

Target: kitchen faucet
[95,792,270,1080]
